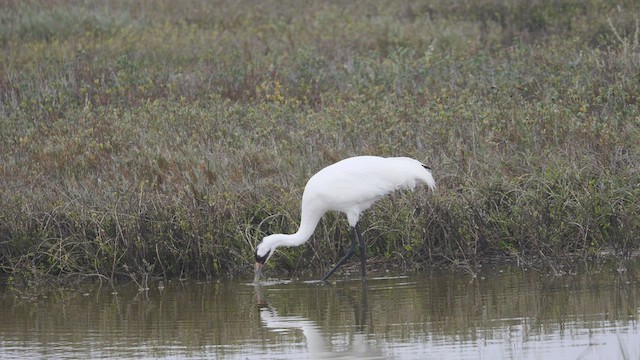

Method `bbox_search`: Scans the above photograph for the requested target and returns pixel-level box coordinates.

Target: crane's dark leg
[355,225,366,280]
[322,226,359,281]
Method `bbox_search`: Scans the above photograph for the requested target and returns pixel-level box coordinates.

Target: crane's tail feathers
[421,165,436,191]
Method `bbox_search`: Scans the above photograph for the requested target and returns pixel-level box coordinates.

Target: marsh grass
[1,0,639,286]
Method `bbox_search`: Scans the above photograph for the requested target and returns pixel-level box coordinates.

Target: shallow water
[1,264,639,359]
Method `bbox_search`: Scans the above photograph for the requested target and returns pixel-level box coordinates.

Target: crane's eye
[255,250,271,264]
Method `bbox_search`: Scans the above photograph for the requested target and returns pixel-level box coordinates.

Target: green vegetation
[1,0,639,286]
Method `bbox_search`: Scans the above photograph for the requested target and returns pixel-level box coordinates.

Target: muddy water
[1,264,638,359]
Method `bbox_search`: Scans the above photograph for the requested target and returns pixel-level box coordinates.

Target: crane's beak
[254,262,263,283]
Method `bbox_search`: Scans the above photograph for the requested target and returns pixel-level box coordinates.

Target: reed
[1,0,639,286]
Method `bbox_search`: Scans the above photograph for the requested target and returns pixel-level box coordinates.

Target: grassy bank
[1,0,639,286]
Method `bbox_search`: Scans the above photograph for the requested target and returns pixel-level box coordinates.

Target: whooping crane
[254,156,435,282]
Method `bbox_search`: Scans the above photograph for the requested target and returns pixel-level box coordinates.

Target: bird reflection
[253,282,384,359]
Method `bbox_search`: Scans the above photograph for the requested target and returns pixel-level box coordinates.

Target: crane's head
[254,239,275,283]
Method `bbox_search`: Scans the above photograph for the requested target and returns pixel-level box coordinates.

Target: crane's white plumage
[254,156,435,282]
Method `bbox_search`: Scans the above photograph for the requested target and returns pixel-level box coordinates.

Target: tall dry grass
[1,0,639,286]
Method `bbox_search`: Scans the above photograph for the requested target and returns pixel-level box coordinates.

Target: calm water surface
[1,264,639,359]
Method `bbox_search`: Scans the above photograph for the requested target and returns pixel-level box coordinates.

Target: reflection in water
[254,281,384,359]
[0,263,638,359]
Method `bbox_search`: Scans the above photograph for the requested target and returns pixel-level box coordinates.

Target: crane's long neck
[261,206,323,252]
[282,207,322,247]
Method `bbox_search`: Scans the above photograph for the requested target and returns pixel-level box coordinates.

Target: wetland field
[1,0,640,286]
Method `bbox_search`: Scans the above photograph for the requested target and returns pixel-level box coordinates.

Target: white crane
[254,156,436,282]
